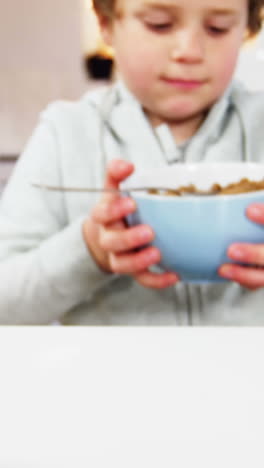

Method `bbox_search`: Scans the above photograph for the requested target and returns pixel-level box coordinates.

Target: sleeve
[0,110,112,324]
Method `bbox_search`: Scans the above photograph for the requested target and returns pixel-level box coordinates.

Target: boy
[0,0,264,324]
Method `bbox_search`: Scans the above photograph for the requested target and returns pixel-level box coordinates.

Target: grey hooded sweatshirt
[0,80,264,325]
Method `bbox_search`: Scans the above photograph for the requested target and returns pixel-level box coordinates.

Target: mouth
[162,77,205,89]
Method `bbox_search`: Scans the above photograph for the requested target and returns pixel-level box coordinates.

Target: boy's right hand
[82,159,179,289]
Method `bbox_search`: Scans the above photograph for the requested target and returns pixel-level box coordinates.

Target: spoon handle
[31,183,216,196]
[31,183,170,193]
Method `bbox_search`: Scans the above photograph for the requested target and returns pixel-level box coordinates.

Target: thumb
[104,159,134,190]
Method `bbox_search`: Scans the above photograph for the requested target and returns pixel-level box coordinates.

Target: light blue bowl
[121,163,264,283]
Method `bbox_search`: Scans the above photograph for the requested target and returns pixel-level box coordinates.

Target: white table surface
[0,328,263,468]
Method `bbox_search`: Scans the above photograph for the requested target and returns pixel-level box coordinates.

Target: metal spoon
[31,182,162,193]
[31,182,217,196]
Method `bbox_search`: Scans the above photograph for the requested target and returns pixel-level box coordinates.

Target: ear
[96,13,114,46]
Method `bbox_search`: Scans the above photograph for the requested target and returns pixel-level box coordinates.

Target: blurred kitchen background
[0,0,114,189]
[0,0,264,189]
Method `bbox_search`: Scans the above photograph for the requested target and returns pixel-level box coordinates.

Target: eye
[145,22,173,32]
[208,26,229,36]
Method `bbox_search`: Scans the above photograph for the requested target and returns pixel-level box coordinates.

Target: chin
[161,106,199,122]
[163,96,212,120]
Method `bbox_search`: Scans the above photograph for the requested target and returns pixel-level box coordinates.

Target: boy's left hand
[219,203,264,289]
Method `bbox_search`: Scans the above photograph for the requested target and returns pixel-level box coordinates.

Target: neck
[146,110,208,144]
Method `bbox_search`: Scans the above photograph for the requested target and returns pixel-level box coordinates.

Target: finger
[134,270,179,289]
[99,159,135,221]
[227,243,264,266]
[109,246,161,274]
[99,224,154,253]
[104,159,135,190]
[103,159,134,204]
[92,196,136,225]
[218,263,264,289]
[246,203,264,224]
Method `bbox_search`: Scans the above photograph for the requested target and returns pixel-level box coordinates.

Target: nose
[170,28,205,64]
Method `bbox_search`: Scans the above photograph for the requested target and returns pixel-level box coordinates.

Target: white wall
[0,0,88,155]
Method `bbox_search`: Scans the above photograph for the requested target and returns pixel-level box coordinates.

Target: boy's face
[100,0,247,126]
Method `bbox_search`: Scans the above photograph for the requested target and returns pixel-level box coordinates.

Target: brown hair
[248,0,264,37]
[93,0,264,38]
